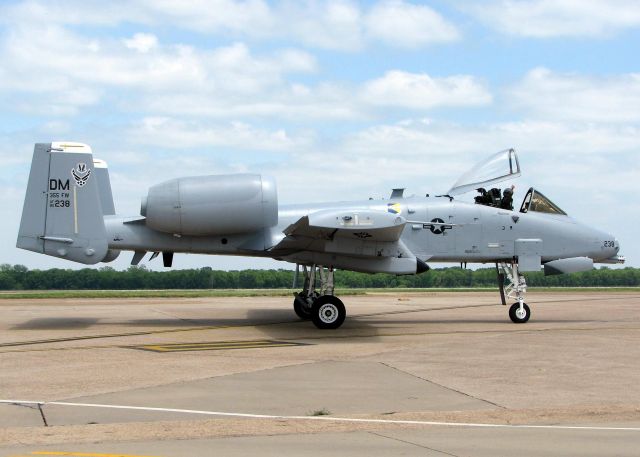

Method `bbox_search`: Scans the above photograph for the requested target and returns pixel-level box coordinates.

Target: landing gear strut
[293,264,346,329]
[497,261,531,323]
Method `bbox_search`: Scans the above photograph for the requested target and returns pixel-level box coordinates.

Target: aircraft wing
[270,209,427,275]
[273,208,406,252]
[284,209,405,242]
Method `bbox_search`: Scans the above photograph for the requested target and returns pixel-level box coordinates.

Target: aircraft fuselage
[104,195,619,272]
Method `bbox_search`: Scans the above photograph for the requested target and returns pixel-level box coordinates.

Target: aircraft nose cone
[600,235,620,260]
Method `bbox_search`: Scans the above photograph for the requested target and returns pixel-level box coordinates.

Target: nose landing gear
[498,261,531,323]
[293,264,346,329]
[509,302,531,323]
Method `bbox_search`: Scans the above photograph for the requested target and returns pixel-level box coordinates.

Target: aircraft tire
[509,302,531,323]
[311,295,346,329]
[293,295,312,320]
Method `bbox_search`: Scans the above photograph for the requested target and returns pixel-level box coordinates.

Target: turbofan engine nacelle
[141,174,278,236]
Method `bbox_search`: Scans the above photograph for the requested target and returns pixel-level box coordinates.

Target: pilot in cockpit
[475,184,515,210]
[501,185,515,210]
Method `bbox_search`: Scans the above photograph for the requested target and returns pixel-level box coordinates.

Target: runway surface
[0,290,639,456]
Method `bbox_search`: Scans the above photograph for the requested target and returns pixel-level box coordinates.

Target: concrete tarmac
[0,290,639,456]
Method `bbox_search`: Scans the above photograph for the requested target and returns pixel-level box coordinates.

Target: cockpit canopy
[519,188,567,215]
[473,186,568,215]
[446,149,569,216]
[447,148,521,197]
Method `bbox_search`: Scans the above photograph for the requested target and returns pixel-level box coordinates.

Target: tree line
[1,264,639,290]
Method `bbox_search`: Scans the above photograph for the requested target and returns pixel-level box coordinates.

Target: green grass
[0,287,638,299]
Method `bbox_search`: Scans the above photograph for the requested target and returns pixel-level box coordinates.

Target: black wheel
[311,295,346,329]
[509,302,531,323]
[293,294,312,320]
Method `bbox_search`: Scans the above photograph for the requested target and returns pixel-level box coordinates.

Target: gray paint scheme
[17,144,108,264]
[18,144,622,274]
[94,166,115,216]
[142,174,277,236]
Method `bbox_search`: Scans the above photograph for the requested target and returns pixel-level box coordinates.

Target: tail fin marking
[17,142,110,264]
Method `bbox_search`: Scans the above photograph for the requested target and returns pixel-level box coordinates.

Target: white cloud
[1,25,203,90]
[137,0,276,36]
[283,0,365,51]
[127,117,313,152]
[0,16,473,120]
[0,0,148,26]
[361,71,492,109]
[140,83,363,120]
[508,67,640,123]
[465,0,640,38]
[341,119,640,164]
[0,24,319,116]
[124,33,158,53]
[0,0,459,52]
[366,0,460,47]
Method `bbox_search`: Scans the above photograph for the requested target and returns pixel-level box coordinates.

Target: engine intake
[141,174,278,236]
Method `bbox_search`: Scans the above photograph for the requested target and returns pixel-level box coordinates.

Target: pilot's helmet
[503,187,513,196]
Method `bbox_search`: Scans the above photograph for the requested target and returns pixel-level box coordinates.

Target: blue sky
[0,0,638,270]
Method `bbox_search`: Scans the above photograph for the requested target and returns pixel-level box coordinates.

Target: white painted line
[1,399,639,432]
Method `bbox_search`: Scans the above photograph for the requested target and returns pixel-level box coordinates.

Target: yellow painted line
[147,339,275,347]
[135,339,308,353]
[0,326,229,348]
[0,317,301,349]
[148,343,302,352]
[32,452,163,457]
[144,339,288,348]
[146,341,298,348]
[139,343,303,352]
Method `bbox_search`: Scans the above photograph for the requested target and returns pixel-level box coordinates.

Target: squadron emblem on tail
[71,162,91,187]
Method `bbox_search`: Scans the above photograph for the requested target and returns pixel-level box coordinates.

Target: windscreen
[447,149,521,196]
[520,188,567,215]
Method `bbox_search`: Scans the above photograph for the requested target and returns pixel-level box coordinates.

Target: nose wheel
[509,302,531,323]
[498,262,532,324]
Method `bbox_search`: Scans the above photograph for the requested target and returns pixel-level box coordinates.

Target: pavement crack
[8,402,48,426]
[10,402,38,410]
[368,431,461,456]
[380,361,507,410]
[37,403,48,427]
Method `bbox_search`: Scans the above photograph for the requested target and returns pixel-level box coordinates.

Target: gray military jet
[17,143,624,329]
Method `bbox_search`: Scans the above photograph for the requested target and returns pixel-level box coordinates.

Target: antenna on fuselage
[390,188,405,199]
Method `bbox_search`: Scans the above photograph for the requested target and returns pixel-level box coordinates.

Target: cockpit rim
[519,187,567,216]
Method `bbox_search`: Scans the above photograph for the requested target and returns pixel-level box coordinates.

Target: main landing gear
[293,264,346,329]
[497,261,531,323]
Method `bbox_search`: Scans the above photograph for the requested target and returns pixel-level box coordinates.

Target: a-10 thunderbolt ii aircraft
[17,143,624,329]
